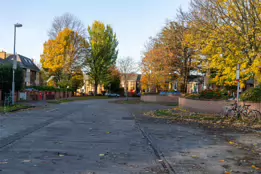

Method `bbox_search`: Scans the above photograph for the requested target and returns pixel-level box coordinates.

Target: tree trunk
[125,81,128,101]
[94,83,98,96]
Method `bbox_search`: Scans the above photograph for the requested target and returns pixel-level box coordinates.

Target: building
[120,73,141,93]
[79,74,105,95]
[0,51,40,86]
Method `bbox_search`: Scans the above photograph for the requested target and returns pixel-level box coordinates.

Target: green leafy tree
[0,64,23,99]
[103,66,121,93]
[85,21,118,95]
[71,70,84,92]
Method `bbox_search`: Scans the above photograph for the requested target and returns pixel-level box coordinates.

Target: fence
[0,91,73,104]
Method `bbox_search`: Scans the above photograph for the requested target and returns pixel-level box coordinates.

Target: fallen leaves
[143,107,261,130]
[191,155,199,159]
[252,165,260,170]
[229,141,235,145]
[220,160,225,163]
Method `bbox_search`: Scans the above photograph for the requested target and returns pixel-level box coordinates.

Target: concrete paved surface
[0,99,260,174]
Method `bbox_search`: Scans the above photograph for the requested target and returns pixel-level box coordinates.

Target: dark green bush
[199,89,222,99]
[241,87,261,102]
[25,86,74,92]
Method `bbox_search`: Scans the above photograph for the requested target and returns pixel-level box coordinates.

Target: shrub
[185,94,200,99]
[143,92,159,96]
[199,89,222,99]
[25,86,74,92]
[241,87,261,102]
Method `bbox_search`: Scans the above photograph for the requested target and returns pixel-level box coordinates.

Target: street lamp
[12,23,22,105]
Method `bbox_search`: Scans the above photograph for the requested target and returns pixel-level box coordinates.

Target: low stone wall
[179,97,261,113]
[244,102,261,112]
[141,95,179,103]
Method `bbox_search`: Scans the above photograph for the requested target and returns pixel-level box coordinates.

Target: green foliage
[0,104,31,113]
[86,21,118,94]
[103,66,121,93]
[143,92,159,96]
[185,89,231,100]
[27,86,74,92]
[0,64,23,96]
[71,74,83,92]
[199,89,222,100]
[241,87,261,102]
[185,94,200,99]
[104,78,120,93]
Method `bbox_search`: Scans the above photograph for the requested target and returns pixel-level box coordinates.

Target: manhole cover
[121,117,134,120]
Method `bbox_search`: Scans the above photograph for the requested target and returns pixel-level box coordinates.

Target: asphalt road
[0,99,260,174]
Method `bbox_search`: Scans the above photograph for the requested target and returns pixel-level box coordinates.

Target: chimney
[0,51,6,59]
[31,58,34,63]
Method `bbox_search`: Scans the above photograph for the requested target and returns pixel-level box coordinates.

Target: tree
[103,66,121,93]
[0,64,23,99]
[141,47,172,92]
[48,13,86,39]
[184,0,261,88]
[41,28,87,89]
[117,57,137,100]
[160,21,196,92]
[141,21,194,93]
[85,21,118,95]
[141,0,261,94]
[71,70,84,92]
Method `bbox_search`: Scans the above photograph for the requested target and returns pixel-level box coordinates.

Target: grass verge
[144,107,261,130]
[0,104,33,113]
[112,99,178,106]
[47,96,109,104]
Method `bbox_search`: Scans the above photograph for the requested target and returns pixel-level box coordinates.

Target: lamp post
[12,23,22,105]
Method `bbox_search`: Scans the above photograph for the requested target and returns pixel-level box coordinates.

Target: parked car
[107,93,120,98]
[160,91,181,96]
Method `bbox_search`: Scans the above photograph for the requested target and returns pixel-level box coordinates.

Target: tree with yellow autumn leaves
[142,0,261,93]
[41,14,118,94]
[41,27,87,90]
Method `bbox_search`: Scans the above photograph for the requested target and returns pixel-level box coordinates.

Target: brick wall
[179,97,261,113]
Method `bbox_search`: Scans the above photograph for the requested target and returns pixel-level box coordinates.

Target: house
[79,74,105,95]
[120,73,141,93]
[0,51,40,86]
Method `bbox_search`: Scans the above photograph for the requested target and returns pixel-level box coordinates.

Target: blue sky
[0,0,189,64]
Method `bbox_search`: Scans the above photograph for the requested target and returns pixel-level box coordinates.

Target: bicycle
[224,101,258,122]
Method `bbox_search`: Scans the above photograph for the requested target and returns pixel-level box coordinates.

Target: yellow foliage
[41,28,87,76]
